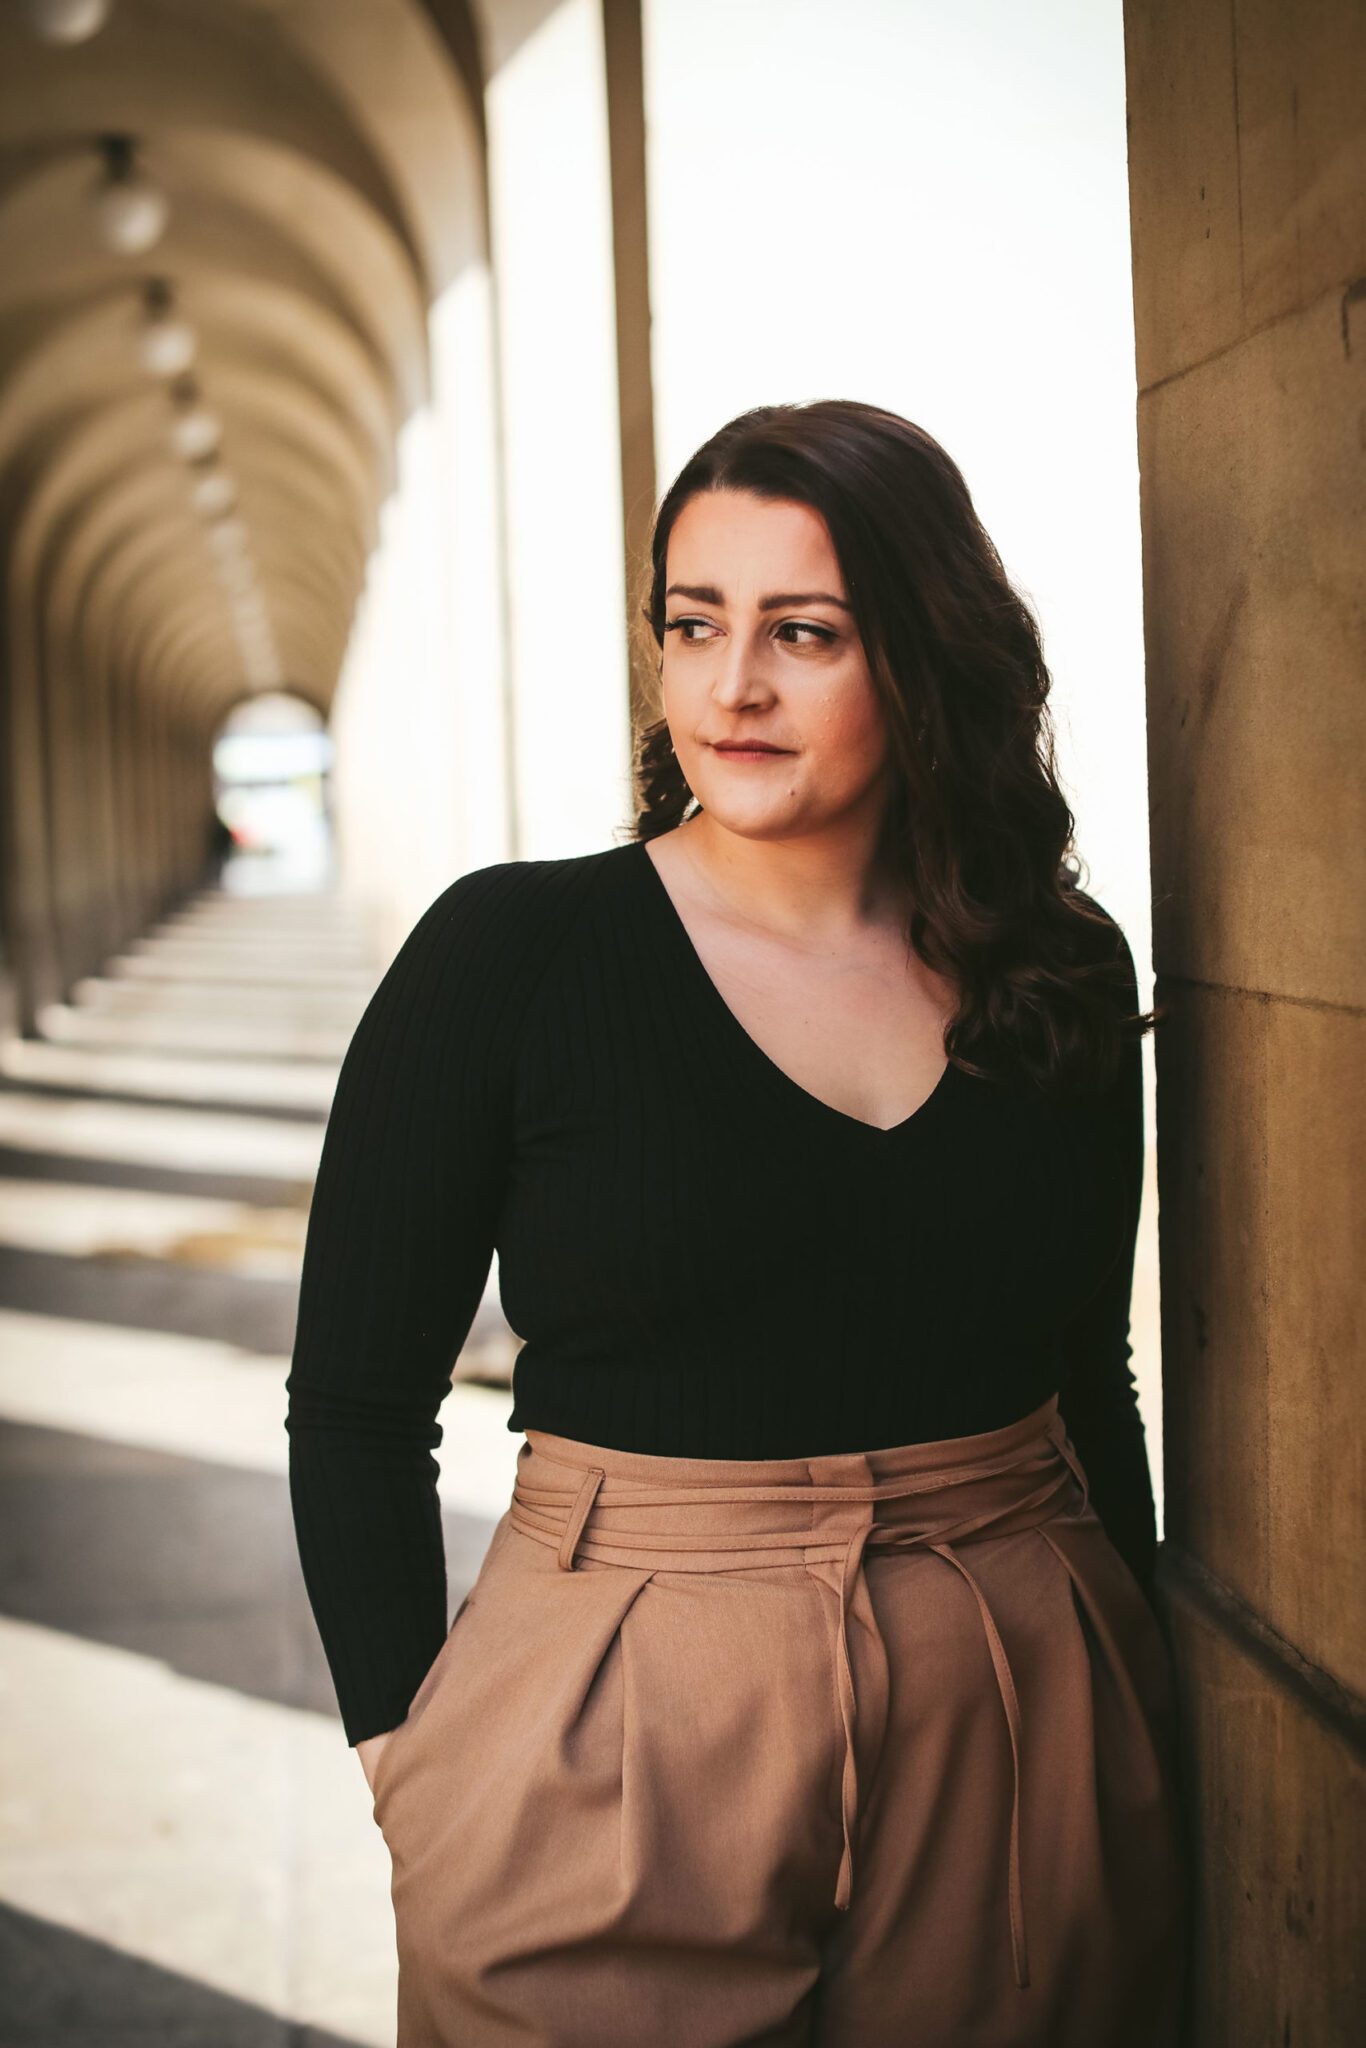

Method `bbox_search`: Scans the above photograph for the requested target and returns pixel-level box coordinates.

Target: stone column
[1123,2,1365,2040]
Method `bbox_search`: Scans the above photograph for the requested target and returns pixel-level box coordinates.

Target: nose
[708,621,776,710]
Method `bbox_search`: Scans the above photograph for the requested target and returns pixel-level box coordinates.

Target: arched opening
[210,690,333,894]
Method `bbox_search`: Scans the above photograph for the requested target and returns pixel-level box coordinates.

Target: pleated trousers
[371,1392,1188,2047]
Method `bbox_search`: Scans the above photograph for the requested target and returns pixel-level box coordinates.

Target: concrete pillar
[44,649,98,997]
[104,670,131,945]
[481,0,633,856]
[130,689,160,934]
[600,0,657,726]
[1123,1,1365,2040]
[0,604,60,1031]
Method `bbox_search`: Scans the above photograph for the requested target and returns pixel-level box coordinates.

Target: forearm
[284,864,518,1746]
[1059,1372,1158,1600]
[286,1389,451,1746]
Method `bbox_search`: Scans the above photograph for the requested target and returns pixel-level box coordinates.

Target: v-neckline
[627,836,957,1142]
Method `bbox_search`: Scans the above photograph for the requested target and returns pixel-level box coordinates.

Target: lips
[711,741,791,754]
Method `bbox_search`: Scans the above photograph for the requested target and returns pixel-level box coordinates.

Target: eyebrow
[665,582,852,614]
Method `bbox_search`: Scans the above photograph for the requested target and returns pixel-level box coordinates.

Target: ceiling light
[139,315,194,375]
[170,407,221,460]
[90,136,167,256]
[190,470,235,517]
[206,517,249,557]
[137,277,194,376]
[23,0,112,44]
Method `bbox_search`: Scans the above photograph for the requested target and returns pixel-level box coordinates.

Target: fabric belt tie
[508,1409,1091,1995]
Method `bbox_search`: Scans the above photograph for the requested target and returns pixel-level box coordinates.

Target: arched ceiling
[0,0,488,734]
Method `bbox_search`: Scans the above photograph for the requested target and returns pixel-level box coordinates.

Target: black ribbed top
[285,836,1155,1745]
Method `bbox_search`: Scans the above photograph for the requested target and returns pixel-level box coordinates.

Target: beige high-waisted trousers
[371,1393,1188,2047]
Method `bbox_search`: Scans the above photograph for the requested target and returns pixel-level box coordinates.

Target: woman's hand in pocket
[357,1728,398,1795]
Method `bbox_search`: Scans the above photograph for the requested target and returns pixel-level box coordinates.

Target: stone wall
[1123,1,1365,2039]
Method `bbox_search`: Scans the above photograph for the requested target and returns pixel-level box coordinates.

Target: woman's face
[659,489,891,846]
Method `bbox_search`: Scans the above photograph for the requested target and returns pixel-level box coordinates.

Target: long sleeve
[1054,914,1159,1604]
[284,864,523,1746]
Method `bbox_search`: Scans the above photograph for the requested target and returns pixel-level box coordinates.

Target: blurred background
[0,1,1359,2043]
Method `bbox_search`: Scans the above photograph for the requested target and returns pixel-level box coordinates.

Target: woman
[285,399,1188,2047]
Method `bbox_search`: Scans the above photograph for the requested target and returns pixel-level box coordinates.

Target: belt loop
[1047,1412,1090,1513]
[557,1466,605,1571]
[832,1517,875,1912]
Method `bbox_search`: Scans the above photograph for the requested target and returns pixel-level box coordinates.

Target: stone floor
[0,854,521,2047]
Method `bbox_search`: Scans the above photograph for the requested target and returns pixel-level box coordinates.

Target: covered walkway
[0,1,1360,2041]
[0,853,518,2041]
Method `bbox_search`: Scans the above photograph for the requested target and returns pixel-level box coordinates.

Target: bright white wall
[482,0,635,859]
[428,267,516,880]
[329,260,512,960]
[642,0,1164,1515]
[331,0,635,931]
[644,0,1144,917]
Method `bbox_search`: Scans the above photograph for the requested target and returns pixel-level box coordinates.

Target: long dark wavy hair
[626,398,1162,1098]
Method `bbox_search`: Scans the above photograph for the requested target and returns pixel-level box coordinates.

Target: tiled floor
[0,858,521,2046]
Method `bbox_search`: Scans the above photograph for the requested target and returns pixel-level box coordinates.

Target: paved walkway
[0,859,520,2046]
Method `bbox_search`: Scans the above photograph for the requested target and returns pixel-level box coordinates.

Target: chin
[691,797,803,841]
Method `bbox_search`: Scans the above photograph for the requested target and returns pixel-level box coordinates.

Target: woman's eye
[663,617,835,647]
[778,621,836,646]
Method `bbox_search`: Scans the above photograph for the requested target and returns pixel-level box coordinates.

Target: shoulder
[1060,882,1137,989]
[418,844,622,930]
[385,844,626,992]
[1056,880,1146,1032]
[342,848,624,1085]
